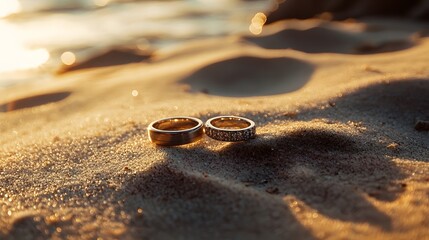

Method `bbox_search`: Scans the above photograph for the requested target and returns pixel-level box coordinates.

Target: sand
[0,17,428,239]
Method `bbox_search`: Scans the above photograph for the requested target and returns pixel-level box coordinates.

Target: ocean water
[0,0,270,87]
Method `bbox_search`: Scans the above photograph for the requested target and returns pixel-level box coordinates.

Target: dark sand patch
[118,163,313,239]
[354,39,415,54]
[415,119,429,131]
[180,56,314,97]
[246,27,360,53]
[0,91,71,112]
[266,0,429,22]
[162,123,400,229]
[245,26,415,54]
[6,211,53,239]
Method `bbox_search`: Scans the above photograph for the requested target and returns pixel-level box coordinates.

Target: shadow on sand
[0,91,72,112]
[3,79,428,239]
[244,25,416,54]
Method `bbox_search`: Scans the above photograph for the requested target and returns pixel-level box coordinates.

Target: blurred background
[1,0,427,89]
[0,0,272,88]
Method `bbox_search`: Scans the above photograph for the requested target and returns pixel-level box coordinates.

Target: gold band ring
[148,116,203,146]
[204,116,256,142]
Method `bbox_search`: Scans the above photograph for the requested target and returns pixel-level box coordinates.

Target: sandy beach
[0,2,428,239]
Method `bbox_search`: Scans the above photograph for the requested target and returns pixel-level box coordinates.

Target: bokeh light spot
[61,51,76,66]
[249,24,263,35]
[131,90,139,97]
[249,12,267,35]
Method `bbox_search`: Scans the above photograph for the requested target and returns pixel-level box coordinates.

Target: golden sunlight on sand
[1,0,428,239]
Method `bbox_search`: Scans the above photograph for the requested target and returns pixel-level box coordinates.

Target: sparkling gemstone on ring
[204,116,256,142]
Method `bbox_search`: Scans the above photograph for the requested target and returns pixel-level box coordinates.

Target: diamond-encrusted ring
[148,116,203,146]
[204,116,256,142]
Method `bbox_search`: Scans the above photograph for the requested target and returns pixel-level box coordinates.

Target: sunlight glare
[0,23,50,73]
[0,0,21,18]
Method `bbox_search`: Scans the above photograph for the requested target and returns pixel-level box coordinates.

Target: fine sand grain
[0,18,428,239]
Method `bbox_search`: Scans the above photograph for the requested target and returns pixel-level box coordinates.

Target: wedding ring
[204,116,256,142]
[148,116,203,146]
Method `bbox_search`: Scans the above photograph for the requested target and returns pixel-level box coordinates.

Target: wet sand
[0,18,428,239]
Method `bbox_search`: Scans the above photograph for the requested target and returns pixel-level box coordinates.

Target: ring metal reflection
[148,116,203,146]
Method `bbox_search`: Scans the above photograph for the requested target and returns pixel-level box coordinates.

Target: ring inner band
[153,118,199,131]
[211,118,251,129]
[149,117,203,146]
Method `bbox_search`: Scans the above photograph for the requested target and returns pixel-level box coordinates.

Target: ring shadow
[3,79,427,239]
[157,126,401,229]
[124,79,429,237]
[111,79,428,238]
[121,161,313,239]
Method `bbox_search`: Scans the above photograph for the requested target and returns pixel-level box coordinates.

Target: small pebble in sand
[137,208,143,216]
[259,179,269,184]
[200,88,210,94]
[415,119,429,131]
[123,166,132,172]
[265,187,279,194]
[241,180,254,187]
